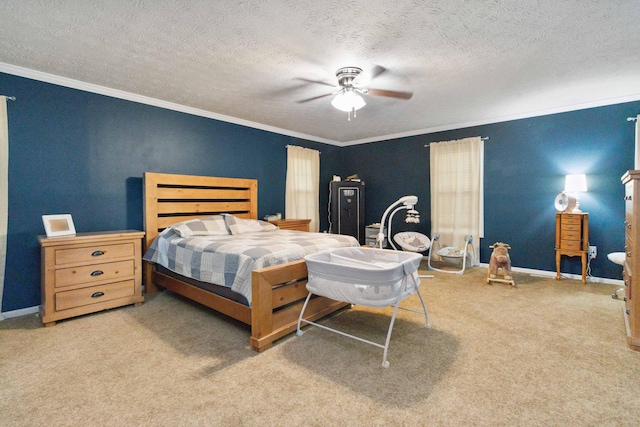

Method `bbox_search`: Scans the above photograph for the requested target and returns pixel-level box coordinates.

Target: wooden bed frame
[143,172,348,352]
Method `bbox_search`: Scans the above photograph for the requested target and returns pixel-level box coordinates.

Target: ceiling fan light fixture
[331,89,366,112]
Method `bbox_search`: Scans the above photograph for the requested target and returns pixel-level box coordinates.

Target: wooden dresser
[622,170,640,351]
[268,218,311,232]
[39,230,145,326]
[555,212,589,284]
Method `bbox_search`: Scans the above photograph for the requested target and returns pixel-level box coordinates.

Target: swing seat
[393,232,431,252]
[427,233,474,274]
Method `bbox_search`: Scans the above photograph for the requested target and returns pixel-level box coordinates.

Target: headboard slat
[157,201,253,215]
[156,187,252,200]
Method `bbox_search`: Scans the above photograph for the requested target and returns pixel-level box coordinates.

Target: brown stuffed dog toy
[489,242,512,280]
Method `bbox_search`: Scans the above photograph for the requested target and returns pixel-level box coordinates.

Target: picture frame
[42,214,76,237]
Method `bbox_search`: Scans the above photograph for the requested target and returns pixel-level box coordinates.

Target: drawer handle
[628,252,632,258]
[91,292,105,298]
[90,270,104,277]
[91,250,105,257]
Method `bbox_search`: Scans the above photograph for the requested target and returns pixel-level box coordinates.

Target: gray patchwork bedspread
[143,229,359,306]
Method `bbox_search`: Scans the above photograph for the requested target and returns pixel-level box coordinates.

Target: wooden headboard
[143,172,258,252]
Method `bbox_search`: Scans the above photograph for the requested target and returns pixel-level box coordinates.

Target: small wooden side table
[268,219,311,232]
[555,212,589,284]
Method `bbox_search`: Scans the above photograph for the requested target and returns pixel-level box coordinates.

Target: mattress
[143,228,359,306]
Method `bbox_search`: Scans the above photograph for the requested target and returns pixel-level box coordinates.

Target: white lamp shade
[331,91,366,112]
[565,174,587,193]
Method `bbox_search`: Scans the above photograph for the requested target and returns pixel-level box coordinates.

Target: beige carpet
[1,263,639,426]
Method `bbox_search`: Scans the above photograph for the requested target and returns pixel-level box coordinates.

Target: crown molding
[0,62,340,146]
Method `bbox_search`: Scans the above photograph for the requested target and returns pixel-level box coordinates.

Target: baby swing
[427,233,475,274]
[296,196,431,368]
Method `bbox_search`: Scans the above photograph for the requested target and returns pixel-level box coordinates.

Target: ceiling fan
[296,66,413,120]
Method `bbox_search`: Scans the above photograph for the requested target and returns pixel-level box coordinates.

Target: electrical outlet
[589,245,597,259]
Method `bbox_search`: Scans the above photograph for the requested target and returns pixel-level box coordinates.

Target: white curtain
[285,146,320,232]
[0,97,9,318]
[430,136,484,265]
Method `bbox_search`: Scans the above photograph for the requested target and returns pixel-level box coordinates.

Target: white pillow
[223,214,277,235]
[169,215,230,237]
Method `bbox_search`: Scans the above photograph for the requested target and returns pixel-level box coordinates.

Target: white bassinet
[297,247,430,368]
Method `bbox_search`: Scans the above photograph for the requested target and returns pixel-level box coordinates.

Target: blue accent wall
[1,72,340,312]
[339,102,638,280]
[1,71,638,312]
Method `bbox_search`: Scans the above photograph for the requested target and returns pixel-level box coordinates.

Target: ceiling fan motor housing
[336,67,362,87]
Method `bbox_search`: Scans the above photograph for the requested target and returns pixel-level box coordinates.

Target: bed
[142,172,358,351]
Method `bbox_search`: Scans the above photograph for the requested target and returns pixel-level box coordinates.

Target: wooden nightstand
[39,230,145,326]
[555,212,589,284]
[268,219,311,232]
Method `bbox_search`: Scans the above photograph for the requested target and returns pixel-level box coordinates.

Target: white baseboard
[0,265,625,321]
[477,263,624,286]
[0,305,39,320]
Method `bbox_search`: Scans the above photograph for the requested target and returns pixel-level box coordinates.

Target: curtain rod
[1,95,16,101]
[628,117,637,122]
[423,136,489,148]
[286,144,321,154]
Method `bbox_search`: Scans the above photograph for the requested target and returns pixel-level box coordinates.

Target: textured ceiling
[1,1,640,145]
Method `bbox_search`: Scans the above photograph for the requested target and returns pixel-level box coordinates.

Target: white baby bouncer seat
[427,233,475,274]
[297,247,430,368]
[393,231,431,253]
[393,231,435,279]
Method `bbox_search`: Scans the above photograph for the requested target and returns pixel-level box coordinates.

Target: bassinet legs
[296,289,431,368]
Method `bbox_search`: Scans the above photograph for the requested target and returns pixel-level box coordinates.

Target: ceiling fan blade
[353,65,386,86]
[366,88,413,100]
[296,92,334,103]
[294,77,337,87]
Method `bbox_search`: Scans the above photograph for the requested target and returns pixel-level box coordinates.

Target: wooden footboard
[148,260,348,351]
[250,259,349,352]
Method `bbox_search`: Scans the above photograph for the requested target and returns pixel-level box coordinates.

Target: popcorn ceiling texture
[1,1,639,143]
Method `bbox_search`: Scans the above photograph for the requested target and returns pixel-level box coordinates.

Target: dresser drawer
[54,260,135,288]
[560,240,582,250]
[55,280,135,311]
[55,242,135,266]
[561,224,582,233]
[560,230,582,240]
[561,216,582,226]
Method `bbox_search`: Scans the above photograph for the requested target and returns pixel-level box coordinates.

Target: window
[430,136,484,264]
[285,146,320,232]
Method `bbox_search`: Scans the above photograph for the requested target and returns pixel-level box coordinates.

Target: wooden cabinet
[622,170,640,351]
[555,212,589,284]
[268,219,311,232]
[39,230,145,326]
